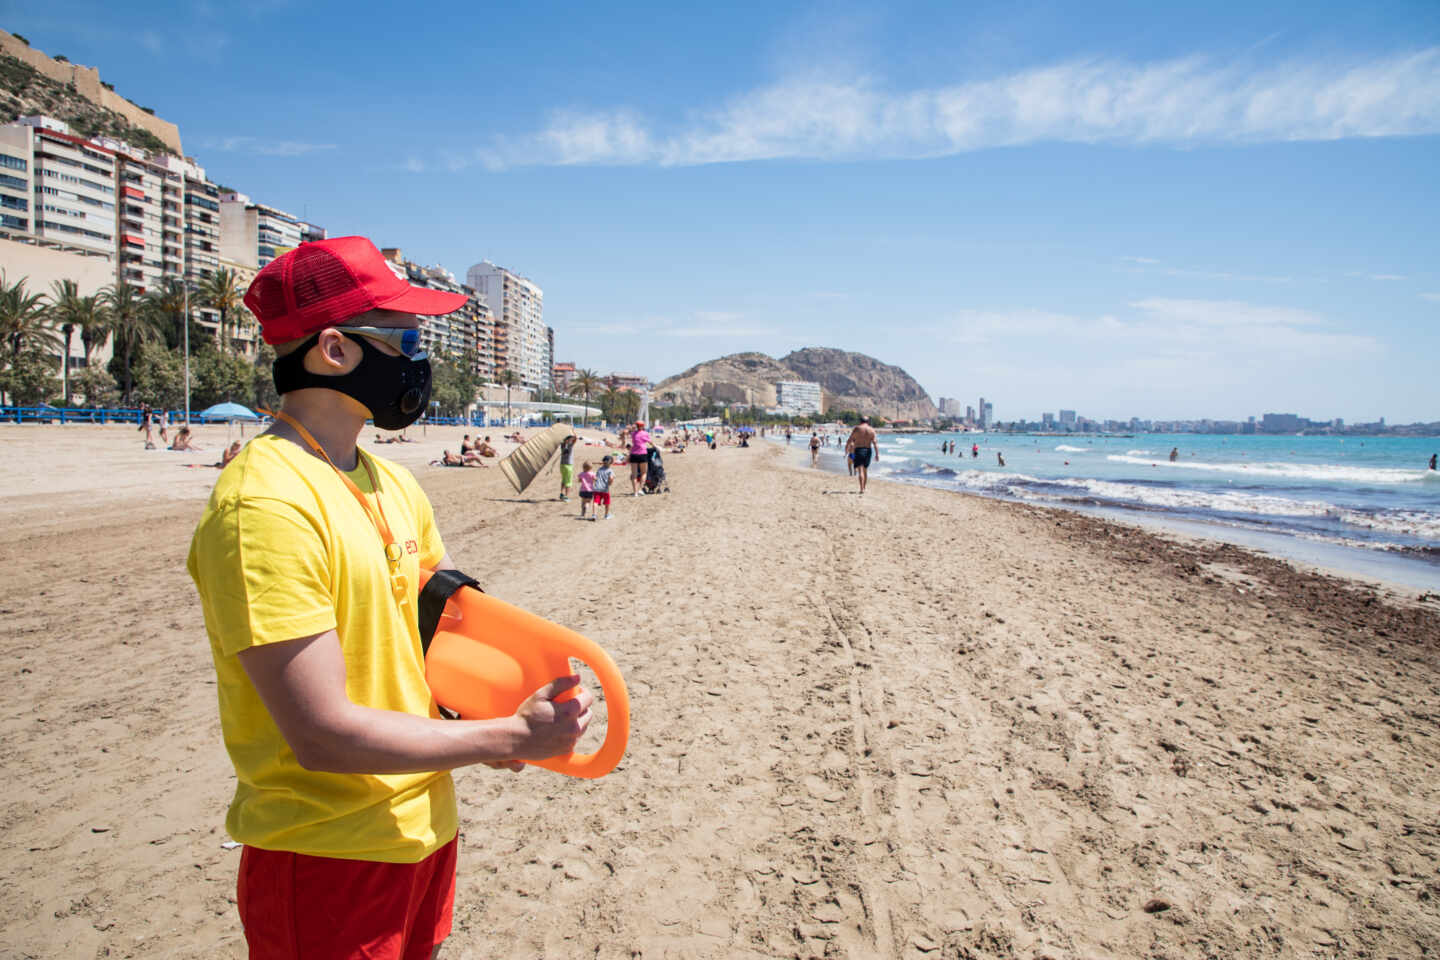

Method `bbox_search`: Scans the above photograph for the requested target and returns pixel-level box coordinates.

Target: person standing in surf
[187,237,593,958]
[847,417,879,494]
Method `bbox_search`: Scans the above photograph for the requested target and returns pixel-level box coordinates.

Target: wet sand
[2,424,1438,958]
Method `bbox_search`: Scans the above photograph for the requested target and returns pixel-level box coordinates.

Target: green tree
[191,348,255,409]
[199,268,243,352]
[71,366,119,407]
[145,277,190,350]
[105,285,164,402]
[47,280,108,405]
[0,345,59,405]
[566,368,601,426]
[0,272,58,358]
[430,349,483,417]
[124,342,185,409]
[252,342,279,413]
[96,281,143,363]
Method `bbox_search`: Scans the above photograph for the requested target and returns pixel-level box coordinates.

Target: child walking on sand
[592,456,615,521]
[577,461,597,518]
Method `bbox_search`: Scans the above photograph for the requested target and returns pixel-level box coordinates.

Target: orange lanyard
[268,409,410,608]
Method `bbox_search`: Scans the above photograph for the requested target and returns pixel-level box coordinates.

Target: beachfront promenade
[1,424,1438,957]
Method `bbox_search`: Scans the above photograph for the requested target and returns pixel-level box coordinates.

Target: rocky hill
[0,30,180,155]
[654,348,937,420]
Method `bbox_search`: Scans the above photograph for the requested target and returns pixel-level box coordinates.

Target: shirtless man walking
[847,416,879,494]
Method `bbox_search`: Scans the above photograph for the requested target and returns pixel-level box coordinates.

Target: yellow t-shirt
[186,434,456,863]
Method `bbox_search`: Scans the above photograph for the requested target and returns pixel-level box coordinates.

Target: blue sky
[8,1,1440,421]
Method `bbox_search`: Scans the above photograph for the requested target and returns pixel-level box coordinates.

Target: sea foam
[1104,455,1431,485]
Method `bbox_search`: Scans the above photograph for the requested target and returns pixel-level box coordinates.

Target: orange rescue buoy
[419,568,630,778]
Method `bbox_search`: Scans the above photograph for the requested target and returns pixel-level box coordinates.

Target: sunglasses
[341,325,425,358]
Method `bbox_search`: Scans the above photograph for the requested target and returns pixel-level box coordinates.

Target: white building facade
[465,260,547,390]
[220,191,304,268]
[776,380,823,415]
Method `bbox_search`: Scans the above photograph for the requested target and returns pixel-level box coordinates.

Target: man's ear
[312,328,353,370]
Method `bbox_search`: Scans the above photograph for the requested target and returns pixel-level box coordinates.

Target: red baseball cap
[245,236,470,344]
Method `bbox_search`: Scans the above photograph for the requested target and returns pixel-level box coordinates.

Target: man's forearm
[291,705,526,774]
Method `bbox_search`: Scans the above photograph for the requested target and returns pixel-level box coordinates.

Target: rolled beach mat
[419,568,630,778]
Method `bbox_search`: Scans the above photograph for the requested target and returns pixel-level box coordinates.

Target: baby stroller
[643,446,669,494]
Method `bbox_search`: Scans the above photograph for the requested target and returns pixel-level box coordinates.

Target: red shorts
[593,491,611,506]
[237,837,457,959]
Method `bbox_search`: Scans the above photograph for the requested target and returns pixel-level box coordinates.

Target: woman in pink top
[628,421,652,495]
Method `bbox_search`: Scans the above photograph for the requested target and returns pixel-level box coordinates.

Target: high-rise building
[219,191,305,268]
[379,248,489,378]
[465,260,546,389]
[981,399,994,428]
[180,158,221,285]
[1059,409,1076,426]
[95,136,173,293]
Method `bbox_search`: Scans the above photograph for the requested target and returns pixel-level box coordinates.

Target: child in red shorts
[593,456,614,520]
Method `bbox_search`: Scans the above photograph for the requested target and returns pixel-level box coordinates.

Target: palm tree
[599,386,623,424]
[567,367,601,427]
[96,282,143,364]
[108,295,163,403]
[0,272,58,358]
[145,277,189,350]
[47,280,109,405]
[199,268,242,352]
[498,368,520,427]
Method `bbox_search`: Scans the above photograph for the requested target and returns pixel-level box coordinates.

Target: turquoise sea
[782,432,1440,590]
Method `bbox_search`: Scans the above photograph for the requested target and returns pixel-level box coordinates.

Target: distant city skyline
[6,1,1437,420]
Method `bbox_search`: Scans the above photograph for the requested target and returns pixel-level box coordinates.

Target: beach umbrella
[199,401,260,422]
[199,401,261,440]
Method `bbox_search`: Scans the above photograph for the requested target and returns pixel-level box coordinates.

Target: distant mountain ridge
[654,347,938,420]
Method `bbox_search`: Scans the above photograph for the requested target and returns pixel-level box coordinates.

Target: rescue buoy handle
[528,631,630,778]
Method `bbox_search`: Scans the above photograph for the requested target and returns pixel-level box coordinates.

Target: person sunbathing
[476,439,498,457]
[219,441,242,467]
[170,426,201,452]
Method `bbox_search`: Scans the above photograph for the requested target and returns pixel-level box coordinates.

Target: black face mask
[273,331,432,431]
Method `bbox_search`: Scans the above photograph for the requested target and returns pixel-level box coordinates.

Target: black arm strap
[418,569,482,658]
[418,569,482,721]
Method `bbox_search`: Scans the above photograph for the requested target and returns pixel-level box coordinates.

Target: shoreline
[2,431,1438,957]
[779,435,1440,595]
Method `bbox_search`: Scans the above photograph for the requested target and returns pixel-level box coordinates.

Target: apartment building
[608,372,649,393]
[465,260,547,390]
[0,118,118,260]
[379,249,491,379]
[181,160,221,284]
[89,137,173,293]
[219,191,304,268]
[552,361,576,394]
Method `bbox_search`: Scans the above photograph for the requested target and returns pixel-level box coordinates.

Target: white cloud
[449,48,1440,169]
[1121,255,1160,264]
[1421,292,1440,302]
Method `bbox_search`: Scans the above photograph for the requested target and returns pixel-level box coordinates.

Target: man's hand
[508,675,594,762]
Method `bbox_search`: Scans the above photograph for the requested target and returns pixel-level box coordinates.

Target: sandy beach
[2,423,1439,959]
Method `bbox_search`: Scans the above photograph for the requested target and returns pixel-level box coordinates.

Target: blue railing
[0,407,586,428]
